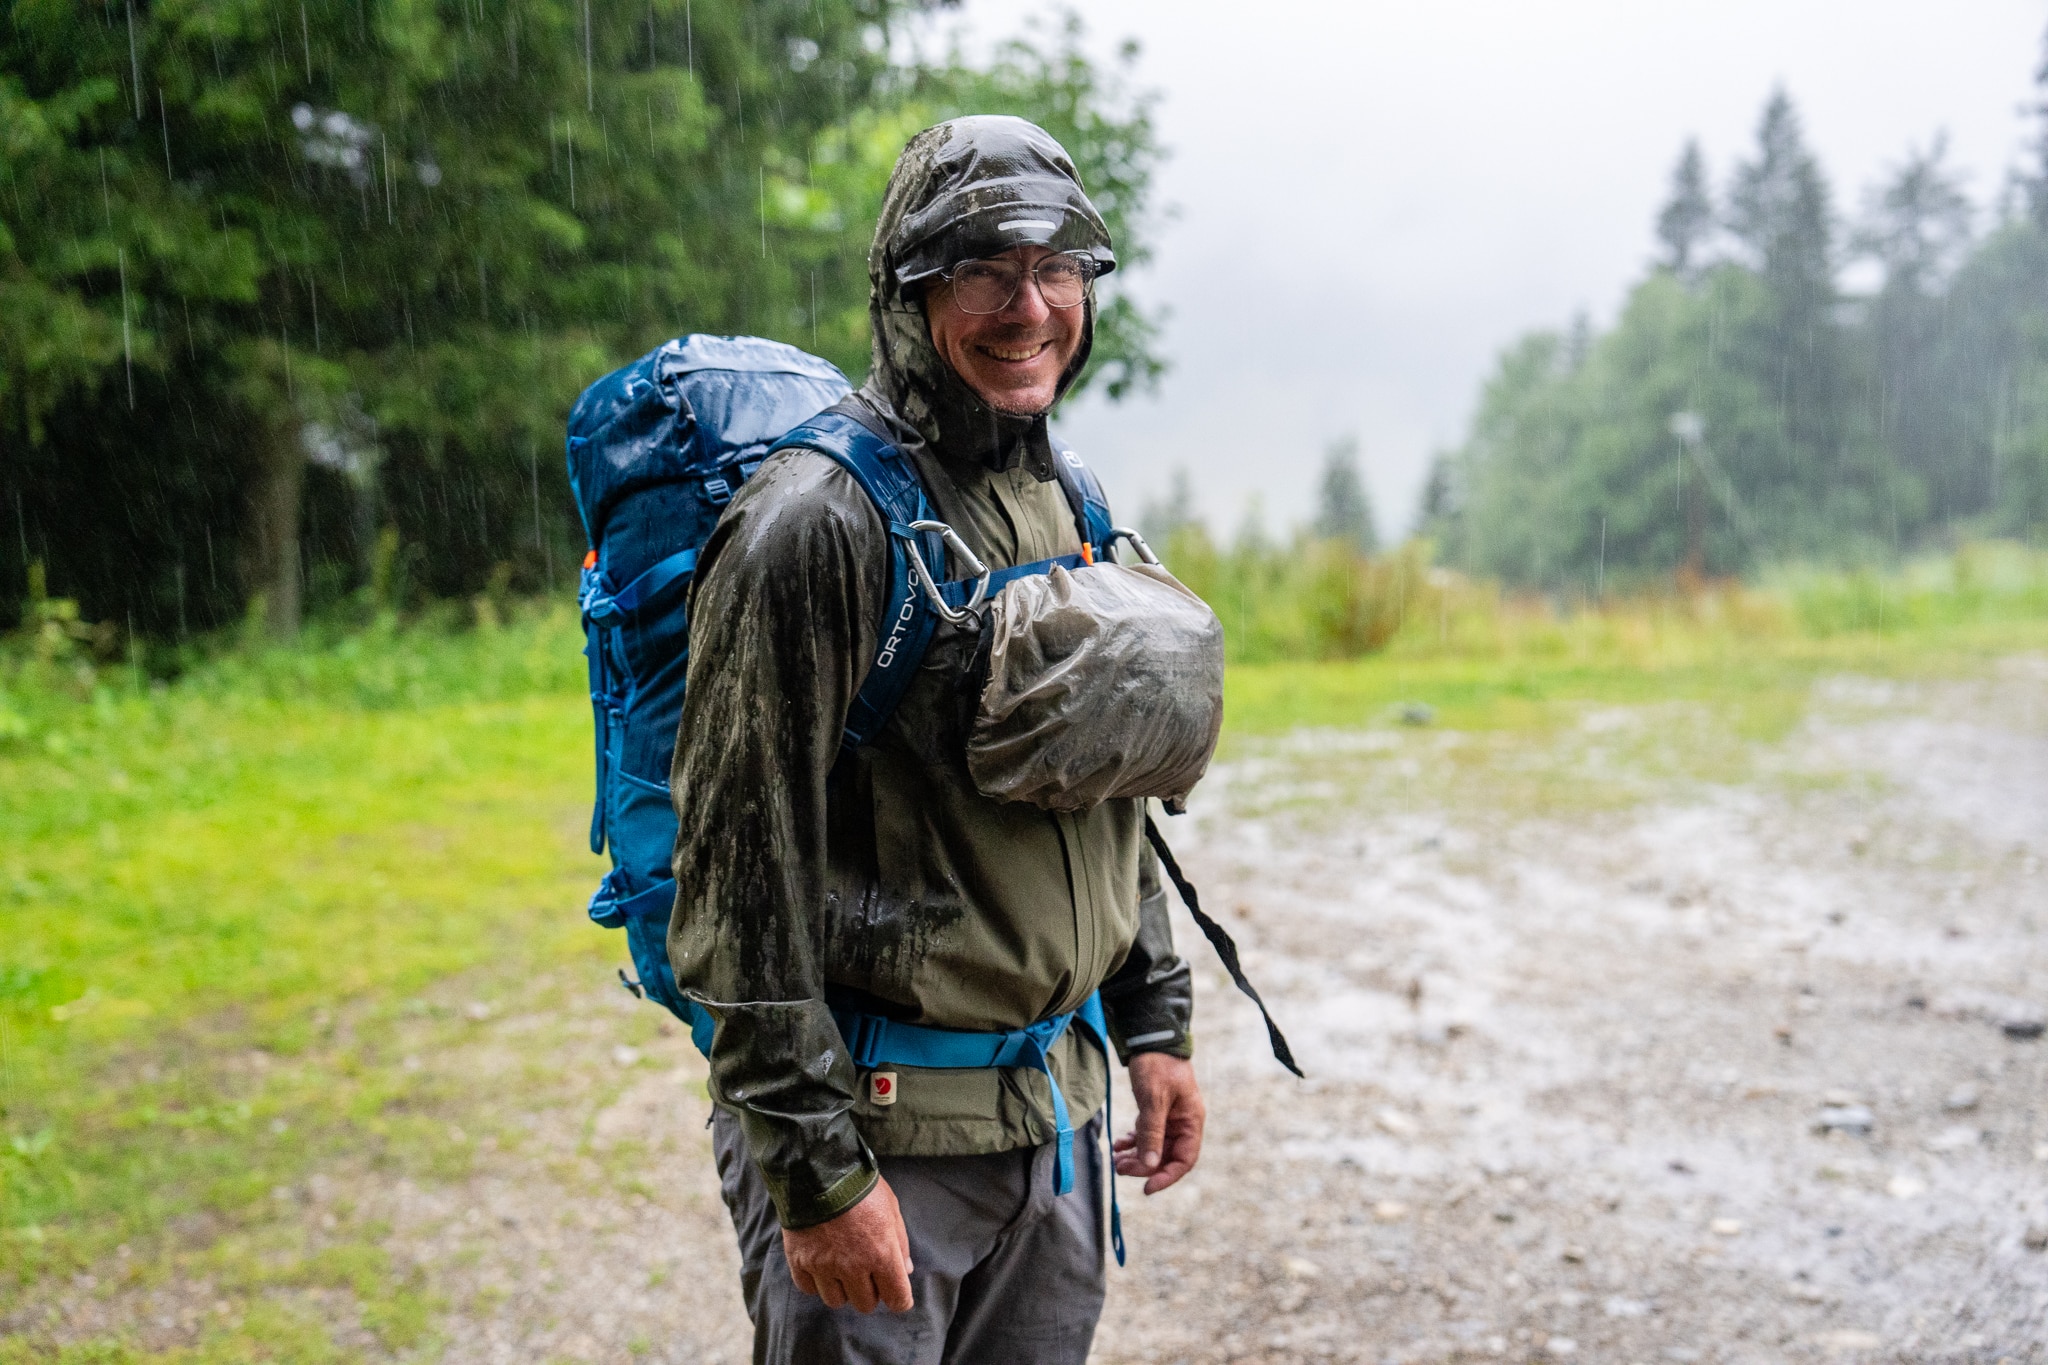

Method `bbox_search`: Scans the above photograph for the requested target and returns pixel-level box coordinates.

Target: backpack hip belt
[830,991,1125,1264]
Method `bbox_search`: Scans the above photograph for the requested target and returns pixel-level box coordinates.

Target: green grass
[2,607,614,1358]
[3,557,2047,1359]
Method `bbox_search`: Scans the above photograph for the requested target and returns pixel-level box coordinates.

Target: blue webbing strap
[830,991,1126,1266]
[764,410,947,752]
[579,560,610,854]
[599,548,699,618]
[939,552,1089,610]
[1050,436,1115,554]
[586,874,675,929]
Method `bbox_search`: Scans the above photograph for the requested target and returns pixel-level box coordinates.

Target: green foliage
[1430,76,2048,587]
[1164,523,1434,664]
[1,1,1164,637]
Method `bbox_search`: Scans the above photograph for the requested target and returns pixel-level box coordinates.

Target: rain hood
[859,116,1115,476]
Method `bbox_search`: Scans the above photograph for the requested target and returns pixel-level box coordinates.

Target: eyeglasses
[938,252,1100,315]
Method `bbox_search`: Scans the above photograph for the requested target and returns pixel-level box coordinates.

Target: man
[668,115,1205,1363]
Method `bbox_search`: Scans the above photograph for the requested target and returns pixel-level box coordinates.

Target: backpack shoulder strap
[766,402,946,751]
[1048,432,1115,555]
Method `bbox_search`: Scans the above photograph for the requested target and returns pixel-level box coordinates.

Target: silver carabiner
[1101,526,1162,567]
[902,520,992,626]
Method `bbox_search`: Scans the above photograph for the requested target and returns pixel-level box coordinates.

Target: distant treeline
[1,2,1162,646]
[1421,46,2048,593]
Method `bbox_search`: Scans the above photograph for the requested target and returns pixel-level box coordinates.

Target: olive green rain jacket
[667,117,1195,1232]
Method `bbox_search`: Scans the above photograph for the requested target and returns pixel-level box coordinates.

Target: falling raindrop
[98,148,111,227]
[300,1,312,81]
[158,87,171,177]
[582,0,593,112]
[125,0,141,118]
[759,164,766,257]
[117,248,134,408]
[685,0,693,75]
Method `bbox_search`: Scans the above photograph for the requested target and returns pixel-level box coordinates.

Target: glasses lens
[1034,255,1092,308]
[950,260,1022,315]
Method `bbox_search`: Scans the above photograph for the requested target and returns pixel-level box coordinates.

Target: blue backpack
[565,335,1126,1045]
[567,337,1300,1225]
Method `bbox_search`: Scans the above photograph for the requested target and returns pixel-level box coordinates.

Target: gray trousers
[712,1109,1108,1365]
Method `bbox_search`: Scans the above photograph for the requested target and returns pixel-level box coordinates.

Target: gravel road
[31,660,2048,1363]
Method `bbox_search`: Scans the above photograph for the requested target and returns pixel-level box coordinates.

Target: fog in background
[943,0,2048,541]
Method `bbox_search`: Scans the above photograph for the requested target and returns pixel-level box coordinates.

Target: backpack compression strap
[1145,815,1305,1078]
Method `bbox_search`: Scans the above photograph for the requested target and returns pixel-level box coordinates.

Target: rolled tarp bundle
[967,563,1225,812]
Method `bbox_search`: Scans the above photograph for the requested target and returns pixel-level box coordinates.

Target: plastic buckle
[702,476,732,506]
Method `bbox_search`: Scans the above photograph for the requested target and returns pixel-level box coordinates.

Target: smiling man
[667,117,1205,1364]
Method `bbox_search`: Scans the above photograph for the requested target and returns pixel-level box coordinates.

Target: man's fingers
[1113,1147,1156,1176]
[814,1273,847,1310]
[878,1255,915,1313]
[846,1273,881,1315]
[789,1264,819,1298]
[1144,1154,1195,1195]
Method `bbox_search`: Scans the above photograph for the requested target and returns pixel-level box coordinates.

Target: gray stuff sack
[966,563,1225,811]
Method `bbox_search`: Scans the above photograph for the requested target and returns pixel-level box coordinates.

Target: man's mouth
[975,340,1052,364]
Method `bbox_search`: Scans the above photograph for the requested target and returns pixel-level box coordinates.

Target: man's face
[924,245,1086,416]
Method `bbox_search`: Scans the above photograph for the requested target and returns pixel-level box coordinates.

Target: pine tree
[1655,140,1714,277]
[1856,134,1973,295]
[1728,90,1835,309]
[1313,436,1378,552]
[1724,88,1852,543]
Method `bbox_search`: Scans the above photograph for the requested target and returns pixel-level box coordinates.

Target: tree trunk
[241,420,305,638]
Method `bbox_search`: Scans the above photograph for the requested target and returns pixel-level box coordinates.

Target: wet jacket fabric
[667,116,1193,1232]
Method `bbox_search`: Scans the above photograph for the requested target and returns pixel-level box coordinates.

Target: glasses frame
[936,251,1101,316]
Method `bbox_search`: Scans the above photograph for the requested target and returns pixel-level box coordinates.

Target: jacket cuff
[1104,989,1195,1063]
[696,994,880,1230]
[773,1157,880,1231]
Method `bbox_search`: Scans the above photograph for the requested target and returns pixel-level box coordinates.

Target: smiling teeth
[984,344,1046,361]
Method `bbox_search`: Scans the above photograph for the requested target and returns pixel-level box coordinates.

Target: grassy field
[4,548,2046,1361]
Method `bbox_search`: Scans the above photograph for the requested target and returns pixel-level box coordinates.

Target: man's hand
[782,1176,915,1313]
[1114,1052,1205,1194]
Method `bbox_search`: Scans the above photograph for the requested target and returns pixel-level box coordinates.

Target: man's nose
[996,272,1053,325]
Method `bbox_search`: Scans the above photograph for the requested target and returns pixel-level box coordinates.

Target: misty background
[950,0,2048,543]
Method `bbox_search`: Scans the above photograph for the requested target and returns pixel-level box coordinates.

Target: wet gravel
[27,661,2048,1363]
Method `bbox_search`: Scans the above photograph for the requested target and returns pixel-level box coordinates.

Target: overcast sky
[932,0,2048,539]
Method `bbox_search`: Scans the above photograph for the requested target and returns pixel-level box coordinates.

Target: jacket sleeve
[1099,837,1196,1062]
[667,452,886,1230]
